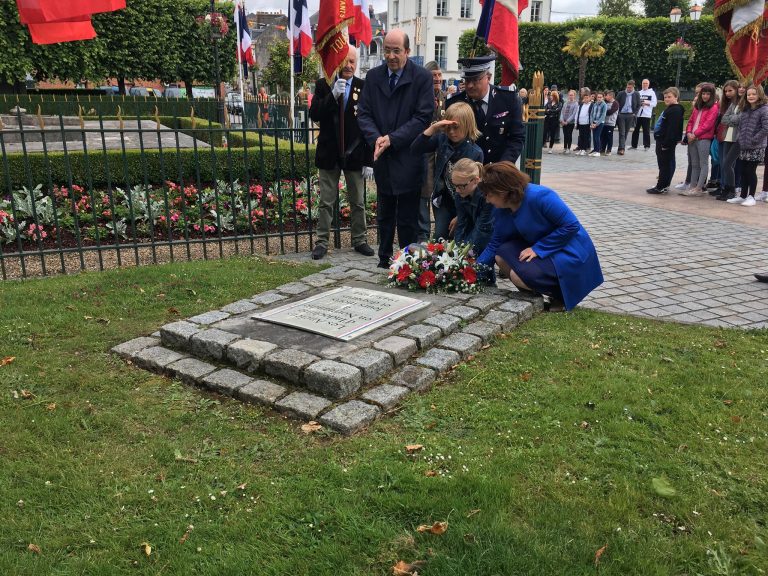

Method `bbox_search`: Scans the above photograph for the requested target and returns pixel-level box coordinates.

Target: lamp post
[669,3,702,89]
[208,0,226,125]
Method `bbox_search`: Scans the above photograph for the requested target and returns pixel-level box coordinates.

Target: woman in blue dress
[476,162,603,311]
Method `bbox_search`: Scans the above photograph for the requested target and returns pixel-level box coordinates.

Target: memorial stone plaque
[253,286,430,341]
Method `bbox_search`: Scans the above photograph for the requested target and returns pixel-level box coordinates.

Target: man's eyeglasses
[383,48,404,55]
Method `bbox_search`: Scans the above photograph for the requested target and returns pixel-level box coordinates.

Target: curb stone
[319,400,381,435]
[275,392,332,420]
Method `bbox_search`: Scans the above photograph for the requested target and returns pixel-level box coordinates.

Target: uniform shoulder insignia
[495,85,515,92]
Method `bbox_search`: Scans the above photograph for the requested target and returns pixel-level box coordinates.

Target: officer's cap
[457,55,496,80]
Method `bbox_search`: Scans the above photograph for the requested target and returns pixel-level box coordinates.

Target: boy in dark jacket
[647,87,685,194]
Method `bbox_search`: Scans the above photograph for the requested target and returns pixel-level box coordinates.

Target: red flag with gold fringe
[714,0,766,83]
[316,0,355,83]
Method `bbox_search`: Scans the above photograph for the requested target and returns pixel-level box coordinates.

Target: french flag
[290,0,312,73]
[349,0,372,46]
[236,4,255,76]
[477,0,527,85]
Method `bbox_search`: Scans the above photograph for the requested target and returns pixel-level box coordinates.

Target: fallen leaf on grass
[731,415,742,424]
[21,389,35,399]
[179,525,194,544]
[417,521,448,535]
[594,543,607,566]
[301,421,322,434]
[424,470,438,477]
[466,509,481,518]
[173,449,198,464]
[1,356,15,367]
[237,482,247,490]
[392,560,425,575]
[167,307,180,316]
[405,444,424,454]
[27,543,41,554]
[140,542,152,557]
[520,372,531,382]
[651,477,676,498]
[46,403,56,411]
[722,399,733,406]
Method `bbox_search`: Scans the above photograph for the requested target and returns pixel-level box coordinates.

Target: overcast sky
[244,1,599,23]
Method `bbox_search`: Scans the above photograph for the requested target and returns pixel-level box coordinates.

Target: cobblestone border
[113,262,542,435]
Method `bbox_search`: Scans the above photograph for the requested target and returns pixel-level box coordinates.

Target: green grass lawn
[1,258,767,575]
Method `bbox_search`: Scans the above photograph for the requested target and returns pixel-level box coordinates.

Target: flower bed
[388,240,484,293]
[0,177,376,251]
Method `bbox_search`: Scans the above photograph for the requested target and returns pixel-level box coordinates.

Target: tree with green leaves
[260,39,321,94]
[702,0,716,15]
[643,0,689,18]
[598,0,637,18]
[561,28,606,89]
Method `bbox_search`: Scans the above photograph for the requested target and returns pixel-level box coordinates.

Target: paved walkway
[282,146,768,329]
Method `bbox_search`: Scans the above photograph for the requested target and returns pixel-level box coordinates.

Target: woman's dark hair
[720,79,740,110]
[479,161,531,207]
[694,83,717,109]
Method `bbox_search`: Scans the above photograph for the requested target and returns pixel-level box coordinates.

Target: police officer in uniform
[446,55,525,165]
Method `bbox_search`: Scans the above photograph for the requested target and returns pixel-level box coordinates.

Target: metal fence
[0,100,377,280]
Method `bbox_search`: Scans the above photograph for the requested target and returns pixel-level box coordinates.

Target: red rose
[461,267,477,283]
[418,270,436,288]
[397,264,412,282]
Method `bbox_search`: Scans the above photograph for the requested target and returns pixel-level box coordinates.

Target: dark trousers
[631,117,651,149]
[543,118,559,148]
[562,124,575,149]
[377,190,420,262]
[600,125,615,153]
[656,141,677,189]
[576,125,591,151]
[740,160,760,198]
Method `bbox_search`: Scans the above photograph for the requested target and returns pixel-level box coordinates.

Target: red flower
[426,242,444,253]
[461,267,477,284]
[418,270,436,288]
[397,264,412,282]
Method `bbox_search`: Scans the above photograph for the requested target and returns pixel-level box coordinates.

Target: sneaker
[604,151,612,156]
[680,187,705,197]
[588,151,601,157]
[726,196,745,204]
[547,148,553,154]
[755,191,768,202]
[741,195,756,207]
[646,186,667,194]
[578,150,587,156]
[563,149,571,155]
[705,180,720,190]
[674,182,689,190]
[617,149,625,155]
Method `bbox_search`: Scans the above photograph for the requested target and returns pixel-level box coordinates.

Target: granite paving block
[389,365,435,391]
[111,336,160,359]
[134,346,187,372]
[264,349,320,382]
[275,392,332,420]
[236,379,287,406]
[167,357,216,384]
[202,369,253,395]
[437,333,483,358]
[373,335,418,365]
[462,320,501,343]
[321,265,350,279]
[319,400,381,435]
[187,310,231,325]
[497,299,534,320]
[304,360,362,399]
[399,324,442,349]
[190,328,241,360]
[342,348,393,383]
[466,295,506,313]
[249,291,287,306]
[159,321,201,349]
[416,348,461,373]
[277,282,311,295]
[220,299,259,314]
[226,339,278,372]
[444,305,481,321]
[483,310,519,331]
[422,313,462,335]
[361,384,410,410]
[301,273,337,288]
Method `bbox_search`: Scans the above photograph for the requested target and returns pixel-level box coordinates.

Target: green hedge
[462,16,736,91]
[1,140,316,193]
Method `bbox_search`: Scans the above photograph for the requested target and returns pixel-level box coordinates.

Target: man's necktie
[389,73,397,93]
[474,100,486,125]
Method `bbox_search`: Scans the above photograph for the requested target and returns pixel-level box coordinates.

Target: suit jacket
[309,76,372,170]
[446,86,525,164]
[357,60,434,195]
[616,90,641,115]
[477,184,603,311]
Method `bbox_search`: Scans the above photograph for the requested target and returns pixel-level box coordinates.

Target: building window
[436,0,448,17]
[530,0,542,22]
[392,0,399,23]
[434,36,447,71]
[460,0,472,18]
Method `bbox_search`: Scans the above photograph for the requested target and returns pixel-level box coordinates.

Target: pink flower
[27,224,47,241]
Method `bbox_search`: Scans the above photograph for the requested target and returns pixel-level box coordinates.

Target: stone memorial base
[113,258,543,434]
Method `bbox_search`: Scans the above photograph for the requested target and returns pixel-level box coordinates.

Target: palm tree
[561,28,606,89]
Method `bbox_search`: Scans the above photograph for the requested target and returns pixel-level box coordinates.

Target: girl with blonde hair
[449,158,494,256]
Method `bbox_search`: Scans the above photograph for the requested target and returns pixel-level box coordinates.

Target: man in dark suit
[308,46,375,260]
[357,29,434,268]
[446,55,525,165]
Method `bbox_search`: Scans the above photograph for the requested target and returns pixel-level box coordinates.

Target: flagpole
[235,3,246,123]
[289,0,295,130]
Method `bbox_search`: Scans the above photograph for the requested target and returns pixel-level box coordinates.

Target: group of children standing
[543,88,620,157]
